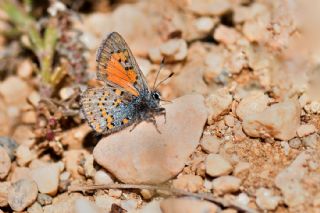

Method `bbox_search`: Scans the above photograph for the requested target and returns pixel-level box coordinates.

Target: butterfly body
[80,32,165,135]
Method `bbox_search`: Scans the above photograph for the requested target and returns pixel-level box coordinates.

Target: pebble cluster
[0,0,320,212]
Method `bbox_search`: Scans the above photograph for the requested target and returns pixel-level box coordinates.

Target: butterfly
[80,32,167,135]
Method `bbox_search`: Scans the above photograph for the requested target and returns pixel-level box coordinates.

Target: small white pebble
[195,17,215,33]
[60,171,70,181]
[296,124,316,137]
[205,154,233,177]
[94,170,113,185]
[236,192,250,206]
[212,176,241,195]
[121,199,138,212]
[310,101,320,114]
[288,138,301,149]
[109,189,122,198]
[59,87,74,101]
[16,145,33,166]
[280,141,290,156]
[256,187,281,210]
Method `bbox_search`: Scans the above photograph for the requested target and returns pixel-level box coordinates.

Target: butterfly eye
[152,92,160,100]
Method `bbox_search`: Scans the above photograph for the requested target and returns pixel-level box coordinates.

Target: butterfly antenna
[152,58,166,90]
[155,72,174,90]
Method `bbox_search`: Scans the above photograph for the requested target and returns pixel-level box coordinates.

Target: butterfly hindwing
[80,87,136,134]
[96,32,148,96]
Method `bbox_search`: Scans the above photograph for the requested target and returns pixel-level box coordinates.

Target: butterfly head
[150,90,161,107]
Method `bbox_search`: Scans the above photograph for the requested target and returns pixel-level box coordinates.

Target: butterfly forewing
[80,87,135,134]
[96,32,148,96]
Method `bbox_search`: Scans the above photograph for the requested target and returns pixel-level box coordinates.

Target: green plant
[1,0,60,85]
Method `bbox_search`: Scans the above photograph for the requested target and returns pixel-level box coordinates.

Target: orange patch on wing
[101,55,139,96]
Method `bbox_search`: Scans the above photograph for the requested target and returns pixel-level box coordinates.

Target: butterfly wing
[80,87,136,135]
[96,32,149,96]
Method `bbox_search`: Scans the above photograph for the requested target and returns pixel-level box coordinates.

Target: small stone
[205,154,233,177]
[93,95,207,184]
[17,59,33,79]
[275,151,310,207]
[16,145,33,166]
[172,174,203,193]
[59,87,74,101]
[206,89,233,124]
[27,91,41,107]
[148,48,162,64]
[212,176,241,195]
[301,133,319,149]
[221,209,237,213]
[0,181,10,207]
[233,162,251,177]
[236,91,269,121]
[12,125,36,147]
[60,171,71,181]
[173,40,188,61]
[159,39,188,62]
[200,135,222,154]
[8,179,38,212]
[203,178,213,190]
[280,141,290,156]
[288,138,301,149]
[31,163,60,195]
[160,197,219,213]
[83,155,96,178]
[27,201,43,213]
[195,17,215,33]
[0,136,18,160]
[236,192,250,206]
[94,170,113,185]
[10,167,32,182]
[121,199,138,212]
[108,189,122,198]
[140,200,161,213]
[256,187,281,210]
[242,99,301,140]
[0,146,11,179]
[43,193,84,213]
[188,0,231,16]
[296,124,316,137]
[140,189,155,200]
[74,198,100,213]
[309,101,320,114]
[37,193,52,206]
[160,39,182,56]
[203,51,225,83]
[214,25,241,45]
[136,57,152,76]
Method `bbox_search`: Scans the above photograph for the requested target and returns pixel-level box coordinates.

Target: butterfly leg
[149,116,161,134]
[129,121,140,132]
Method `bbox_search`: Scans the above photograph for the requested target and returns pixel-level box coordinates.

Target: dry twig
[68,183,258,213]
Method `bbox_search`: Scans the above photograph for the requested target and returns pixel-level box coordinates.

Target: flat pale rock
[242,99,301,140]
[275,151,310,207]
[93,94,207,184]
[8,179,38,212]
[31,163,60,196]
